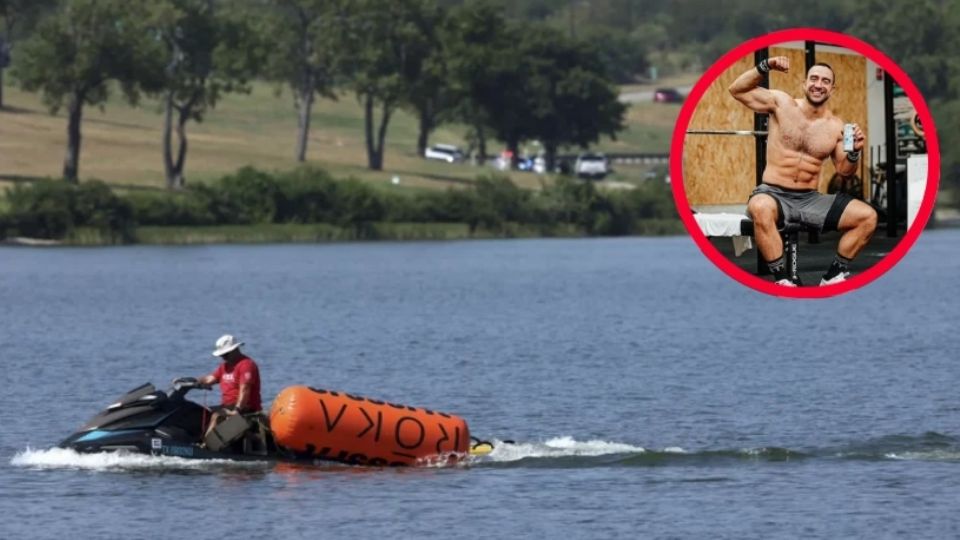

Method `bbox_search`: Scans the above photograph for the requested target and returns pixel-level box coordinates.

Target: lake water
[3,231,959,539]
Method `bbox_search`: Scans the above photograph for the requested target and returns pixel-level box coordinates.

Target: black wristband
[757,59,770,74]
[846,150,861,163]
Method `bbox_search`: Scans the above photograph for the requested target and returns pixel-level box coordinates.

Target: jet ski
[60,378,499,463]
[60,378,280,461]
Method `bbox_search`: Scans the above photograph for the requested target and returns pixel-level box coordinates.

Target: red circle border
[669,28,941,299]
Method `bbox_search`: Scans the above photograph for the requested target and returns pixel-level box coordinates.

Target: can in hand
[843,124,855,152]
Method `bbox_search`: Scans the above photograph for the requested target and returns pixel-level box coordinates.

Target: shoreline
[0,220,687,247]
[6,215,957,247]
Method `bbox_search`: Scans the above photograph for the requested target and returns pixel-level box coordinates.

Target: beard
[805,89,829,106]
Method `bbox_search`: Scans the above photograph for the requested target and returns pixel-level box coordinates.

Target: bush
[3,180,134,241]
[536,176,601,231]
[0,167,682,243]
[470,174,530,231]
[212,167,282,224]
[428,189,479,223]
[331,179,385,231]
[74,182,136,241]
[274,167,339,223]
[5,181,74,238]
[127,190,217,226]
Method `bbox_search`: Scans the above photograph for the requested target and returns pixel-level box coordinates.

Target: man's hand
[731,57,789,113]
[850,123,865,152]
[767,56,790,73]
[835,123,866,172]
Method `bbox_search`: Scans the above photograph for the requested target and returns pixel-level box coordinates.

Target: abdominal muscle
[762,147,825,190]
[761,107,839,191]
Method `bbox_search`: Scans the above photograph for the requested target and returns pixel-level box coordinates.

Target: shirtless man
[729,57,877,286]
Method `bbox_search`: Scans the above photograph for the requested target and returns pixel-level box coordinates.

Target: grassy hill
[0,77,687,194]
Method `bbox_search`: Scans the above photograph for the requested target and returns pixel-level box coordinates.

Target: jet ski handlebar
[170,377,213,397]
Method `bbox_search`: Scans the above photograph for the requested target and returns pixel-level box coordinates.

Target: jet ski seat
[204,414,250,452]
[203,412,271,455]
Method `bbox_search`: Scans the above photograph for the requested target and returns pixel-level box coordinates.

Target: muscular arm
[728,56,791,114]
[729,69,778,113]
[198,374,217,386]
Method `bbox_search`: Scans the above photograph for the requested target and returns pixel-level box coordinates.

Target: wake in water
[11,433,960,473]
[10,447,269,472]
[470,436,803,468]
[830,432,960,462]
[470,432,960,468]
[478,435,650,465]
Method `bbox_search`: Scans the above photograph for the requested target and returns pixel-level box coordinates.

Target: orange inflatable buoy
[269,386,471,466]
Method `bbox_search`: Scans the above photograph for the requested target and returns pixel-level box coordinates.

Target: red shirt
[211,356,262,412]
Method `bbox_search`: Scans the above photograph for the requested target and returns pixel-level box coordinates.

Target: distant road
[619,85,693,104]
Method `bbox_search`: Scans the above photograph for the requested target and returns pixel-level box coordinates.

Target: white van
[575,153,610,180]
[424,144,465,163]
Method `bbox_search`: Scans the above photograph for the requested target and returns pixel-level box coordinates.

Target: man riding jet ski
[59,377,276,460]
[60,336,498,463]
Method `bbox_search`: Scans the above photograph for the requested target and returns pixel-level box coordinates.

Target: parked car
[575,153,610,180]
[653,87,683,103]
[533,156,547,174]
[424,143,465,163]
[516,156,535,172]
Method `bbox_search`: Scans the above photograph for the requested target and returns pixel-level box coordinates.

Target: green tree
[442,2,513,163]
[848,0,959,101]
[259,0,350,162]
[521,27,626,170]
[458,23,625,170]
[152,0,263,189]
[344,0,434,170]
[11,0,165,182]
[0,0,58,108]
[449,14,530,166]
[844,0,960,191]
[935,99,960,191]
[400,1,447,157]
[579,26,648,84]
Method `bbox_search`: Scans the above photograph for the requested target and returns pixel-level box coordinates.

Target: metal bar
[754,48,769,276]
[685,129,768,136]
[786,231,801,286]
[805,40,816,73]
[884,71,898,238]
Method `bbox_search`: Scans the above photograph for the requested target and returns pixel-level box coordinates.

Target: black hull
[61,432,298,463]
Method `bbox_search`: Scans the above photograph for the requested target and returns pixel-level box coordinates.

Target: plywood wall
[683,55,756,206]
[684,48,868,206]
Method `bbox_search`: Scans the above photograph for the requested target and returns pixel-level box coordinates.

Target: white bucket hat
[212,334,244,357]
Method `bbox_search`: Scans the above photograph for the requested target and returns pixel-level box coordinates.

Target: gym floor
[708,228,907,286]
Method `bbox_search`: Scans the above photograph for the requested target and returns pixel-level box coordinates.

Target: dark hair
[807,62,835,84]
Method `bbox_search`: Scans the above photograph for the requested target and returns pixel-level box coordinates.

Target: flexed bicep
[728,56,790,114]
[731,86,780,113]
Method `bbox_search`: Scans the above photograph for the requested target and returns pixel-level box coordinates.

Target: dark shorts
[748,183,853,233]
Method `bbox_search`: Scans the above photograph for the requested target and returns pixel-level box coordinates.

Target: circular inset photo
[670,28,939,298]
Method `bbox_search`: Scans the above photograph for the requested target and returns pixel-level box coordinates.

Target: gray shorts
[748,183,852,233]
